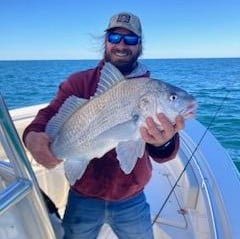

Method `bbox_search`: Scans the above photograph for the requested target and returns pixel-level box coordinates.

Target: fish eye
[132,114,139,122]
[170,94,178,101]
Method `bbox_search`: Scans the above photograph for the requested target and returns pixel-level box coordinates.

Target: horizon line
[1,56,240,61]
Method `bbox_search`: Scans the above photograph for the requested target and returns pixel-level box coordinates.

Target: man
[23,12,184,239]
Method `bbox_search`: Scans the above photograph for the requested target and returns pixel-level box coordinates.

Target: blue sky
[0,0,239,60]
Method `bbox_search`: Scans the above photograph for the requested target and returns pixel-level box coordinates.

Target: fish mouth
[181,102,198,119]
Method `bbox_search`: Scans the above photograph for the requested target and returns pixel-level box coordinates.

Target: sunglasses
[107,32,141,46]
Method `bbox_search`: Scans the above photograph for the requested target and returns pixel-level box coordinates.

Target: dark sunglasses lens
[108,33,140,45]
[108,33,122,44]
[124,35,139,45]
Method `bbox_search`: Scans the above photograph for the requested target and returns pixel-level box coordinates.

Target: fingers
[175,115,185,131]
[140,113,185,147]
[140,126,156,143]
[156,113,176,136]
[25,131,62,168]
[33,147,61,169]
[145,116,163,139]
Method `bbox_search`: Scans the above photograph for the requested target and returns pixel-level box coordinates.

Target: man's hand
[25,131,62,168]
[140,113,184,147]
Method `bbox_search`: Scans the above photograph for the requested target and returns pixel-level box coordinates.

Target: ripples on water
[0,58,239,167]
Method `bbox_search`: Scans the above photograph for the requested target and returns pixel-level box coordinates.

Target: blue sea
[0,58,239,169]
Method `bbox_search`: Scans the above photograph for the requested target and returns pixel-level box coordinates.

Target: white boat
[0,95,240,239]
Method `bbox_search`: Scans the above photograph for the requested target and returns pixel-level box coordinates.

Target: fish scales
[51,78,149,160]
[86,80,145,131]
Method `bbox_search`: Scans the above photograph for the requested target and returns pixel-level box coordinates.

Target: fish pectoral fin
[64,159,89,185]
[116,139,145,174]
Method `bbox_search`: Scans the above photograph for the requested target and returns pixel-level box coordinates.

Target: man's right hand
[25,131,62,168]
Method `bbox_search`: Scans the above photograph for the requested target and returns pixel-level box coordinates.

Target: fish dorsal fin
[95,62,125,96]
[45,95,87,138]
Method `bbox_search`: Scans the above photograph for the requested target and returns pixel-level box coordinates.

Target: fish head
[136,79,197,124]
[154,80,198,122]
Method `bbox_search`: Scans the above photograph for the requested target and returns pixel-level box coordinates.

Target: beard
[104,48,141,75]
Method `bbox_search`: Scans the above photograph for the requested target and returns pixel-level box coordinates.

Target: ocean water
[0,58,239,169]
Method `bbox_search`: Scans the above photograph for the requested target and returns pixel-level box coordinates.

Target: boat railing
[0,94,56,239]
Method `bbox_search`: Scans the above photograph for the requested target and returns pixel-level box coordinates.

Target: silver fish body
[45,63,197,184]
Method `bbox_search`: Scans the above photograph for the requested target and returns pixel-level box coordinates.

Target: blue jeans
[62,189,154,239]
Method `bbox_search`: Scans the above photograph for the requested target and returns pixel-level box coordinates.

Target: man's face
[104,28,142,75]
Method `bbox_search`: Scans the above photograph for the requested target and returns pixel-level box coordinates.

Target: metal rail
[0,177,31,214]
[0,94,56,239]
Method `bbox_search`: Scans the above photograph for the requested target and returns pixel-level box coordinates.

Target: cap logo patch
[117,14,130,23]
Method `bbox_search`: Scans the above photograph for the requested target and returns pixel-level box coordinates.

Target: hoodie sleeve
[146,133,179,163]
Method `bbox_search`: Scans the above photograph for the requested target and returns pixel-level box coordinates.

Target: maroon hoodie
[23,60,179,201]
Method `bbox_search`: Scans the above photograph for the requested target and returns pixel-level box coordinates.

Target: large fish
[45,63,197,184]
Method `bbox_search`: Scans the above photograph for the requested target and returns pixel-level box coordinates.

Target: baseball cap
[105,12,142,37]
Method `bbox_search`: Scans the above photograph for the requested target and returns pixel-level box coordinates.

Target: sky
[0,0,240,60]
